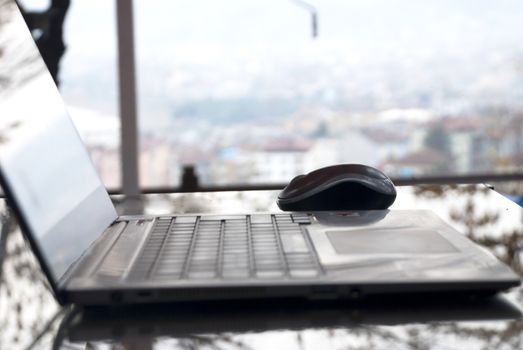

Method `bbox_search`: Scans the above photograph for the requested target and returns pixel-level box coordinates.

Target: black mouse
[277,164,396,211]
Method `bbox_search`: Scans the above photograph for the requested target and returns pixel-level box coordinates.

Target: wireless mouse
[277,164,397,211]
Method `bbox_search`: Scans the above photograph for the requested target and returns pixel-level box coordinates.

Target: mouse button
[357,176,396,195]
[370,176,396,193]
[360,165,388,179]
[297,172,367,196]
[280,168,336,199]
[382,179,397,195]
[279,175,312,199]
[286,174,306,187]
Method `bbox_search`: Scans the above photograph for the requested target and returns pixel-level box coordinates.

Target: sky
[62,0,523,62]
[16,1,523,122]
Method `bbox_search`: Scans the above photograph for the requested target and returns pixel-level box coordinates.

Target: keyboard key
[175,216,198,224]
[188,271,216,279]
[256,270,285,278]
[289,269,318,278]
[291,214,311,224]
[223,270,250,279]
[250,215,273,224]
[280,234,308,253]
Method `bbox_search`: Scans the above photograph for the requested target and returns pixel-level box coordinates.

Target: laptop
[0,1,520,306]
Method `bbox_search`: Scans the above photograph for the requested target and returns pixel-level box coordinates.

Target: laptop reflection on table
[60,295,521,346]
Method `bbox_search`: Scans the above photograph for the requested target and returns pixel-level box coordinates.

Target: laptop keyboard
[127,214,322,281]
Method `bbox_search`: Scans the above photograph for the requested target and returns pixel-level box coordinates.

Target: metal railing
[105,169,523,195]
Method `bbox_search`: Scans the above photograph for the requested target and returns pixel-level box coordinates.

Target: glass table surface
[0,184,522,349]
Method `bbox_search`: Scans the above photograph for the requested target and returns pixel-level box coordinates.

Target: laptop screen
[0,2,117,284]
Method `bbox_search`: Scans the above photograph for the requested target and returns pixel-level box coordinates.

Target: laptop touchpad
[326,227,458,255]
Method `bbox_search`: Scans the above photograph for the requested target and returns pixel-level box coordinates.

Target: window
[134,0,523,187]
[61,1,120,188]
[18,0,120,189]
[18,1,523,191]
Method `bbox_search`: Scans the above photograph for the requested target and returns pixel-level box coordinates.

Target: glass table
[1,185,522,349]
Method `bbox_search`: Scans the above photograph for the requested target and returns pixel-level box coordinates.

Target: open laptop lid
[0,1,117,297]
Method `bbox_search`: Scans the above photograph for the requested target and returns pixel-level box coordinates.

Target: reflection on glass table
[1,185,523,349]
[57,295,520,350]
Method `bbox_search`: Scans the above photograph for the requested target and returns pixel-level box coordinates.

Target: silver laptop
[0,2,519,306]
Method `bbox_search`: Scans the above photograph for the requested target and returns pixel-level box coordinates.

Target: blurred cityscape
[54,0,523,188]
[70,52,523,188]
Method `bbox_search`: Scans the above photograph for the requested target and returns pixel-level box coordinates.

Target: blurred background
[14,0,523,192]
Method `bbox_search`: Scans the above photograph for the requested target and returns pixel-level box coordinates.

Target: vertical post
[116,0,140,196]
